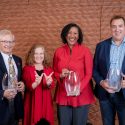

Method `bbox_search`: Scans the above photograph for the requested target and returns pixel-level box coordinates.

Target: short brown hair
[25,43,48,66]
[110,15,125,26]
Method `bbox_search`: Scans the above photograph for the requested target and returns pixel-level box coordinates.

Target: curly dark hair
[61,23,83,44]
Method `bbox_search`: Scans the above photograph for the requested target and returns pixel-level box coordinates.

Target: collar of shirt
[110,37,125,70]
[0,52,18,76]
[111,37,125,45]
[1,51,11,65]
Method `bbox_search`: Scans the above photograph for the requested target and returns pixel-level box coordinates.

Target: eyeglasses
[0,41,14,44]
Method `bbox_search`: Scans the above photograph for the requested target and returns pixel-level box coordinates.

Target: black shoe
[86,122,93,125]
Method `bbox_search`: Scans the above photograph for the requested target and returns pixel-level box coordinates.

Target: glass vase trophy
[2,73,17,94]
[65,71,80,96]
[106,68,121,92]
[2,73,8,90]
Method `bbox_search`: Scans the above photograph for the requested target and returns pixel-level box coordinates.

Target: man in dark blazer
[0,29,24,125]
[93,15,125,125]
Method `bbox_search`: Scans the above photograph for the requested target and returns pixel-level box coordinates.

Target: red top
[53,43,95,107]
[23,66,54,125]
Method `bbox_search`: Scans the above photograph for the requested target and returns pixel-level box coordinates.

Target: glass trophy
[2,73,17,94]
[2,73,8,90]
[65,71,80,96]
[106,68,121,92]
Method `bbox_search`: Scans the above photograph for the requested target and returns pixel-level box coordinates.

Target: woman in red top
[23,43,54,125]
[53,23,95,125]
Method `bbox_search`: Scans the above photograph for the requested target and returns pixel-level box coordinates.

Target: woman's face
[66,27,79,48]
[34,47,44,64]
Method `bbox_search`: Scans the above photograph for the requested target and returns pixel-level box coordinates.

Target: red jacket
[53,43,95,107]
[23,66,54,125]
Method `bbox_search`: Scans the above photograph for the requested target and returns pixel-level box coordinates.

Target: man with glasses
[0,29,24,125]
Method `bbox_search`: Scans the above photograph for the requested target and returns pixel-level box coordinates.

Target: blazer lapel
[121,55,125,98]
[121,54,125,73]
[105,40,112,71]
[0,53,8,73]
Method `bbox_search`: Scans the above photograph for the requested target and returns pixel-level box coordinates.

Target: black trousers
[0,100,18,125]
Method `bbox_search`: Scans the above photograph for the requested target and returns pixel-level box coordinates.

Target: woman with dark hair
[23,43,54,125]
[53,23,95,125]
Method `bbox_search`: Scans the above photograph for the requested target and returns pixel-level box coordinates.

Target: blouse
[53,43,95,107]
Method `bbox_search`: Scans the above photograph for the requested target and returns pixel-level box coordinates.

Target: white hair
[0,29,15,41]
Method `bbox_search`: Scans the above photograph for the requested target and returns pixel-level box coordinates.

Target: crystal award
[2,73,17,94]
[65,71,80,96]
[106,68,121,92]
[2,73,8,90]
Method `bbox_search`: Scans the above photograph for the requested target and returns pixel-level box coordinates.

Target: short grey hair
[0,29,15,41]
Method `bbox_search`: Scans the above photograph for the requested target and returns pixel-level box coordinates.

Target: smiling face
[0,33,15,55]
[111,18,125,44]
[34,47,44,64]
[66,26,79,48]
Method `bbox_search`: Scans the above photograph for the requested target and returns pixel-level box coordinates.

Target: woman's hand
[35,71,43,84]
[44,72,54,87]
[32,71,43,89]
[60,68,70,78]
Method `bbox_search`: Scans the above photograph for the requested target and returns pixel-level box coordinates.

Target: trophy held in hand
[2,73,8,90]
[106,68,122,92]
[65,71,80,96]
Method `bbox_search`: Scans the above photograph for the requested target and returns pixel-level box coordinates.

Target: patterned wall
[0,0,125,124]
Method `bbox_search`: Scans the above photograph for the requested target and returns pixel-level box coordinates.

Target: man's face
[0,35,15,54]
[111,18,125,43]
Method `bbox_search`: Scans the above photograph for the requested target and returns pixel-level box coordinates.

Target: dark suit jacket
[0,53,24,124]
[93,37,125,100]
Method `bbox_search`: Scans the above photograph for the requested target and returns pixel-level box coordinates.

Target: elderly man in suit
[93,15,125,125]
[0,29,24,125]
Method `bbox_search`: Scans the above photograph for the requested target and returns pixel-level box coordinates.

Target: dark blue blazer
[93,37,125,100]
[0,53,24,124]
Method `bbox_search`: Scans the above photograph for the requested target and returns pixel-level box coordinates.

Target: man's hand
[17,81,25,92]
[3,89,17,100]
[100,80,116,93]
